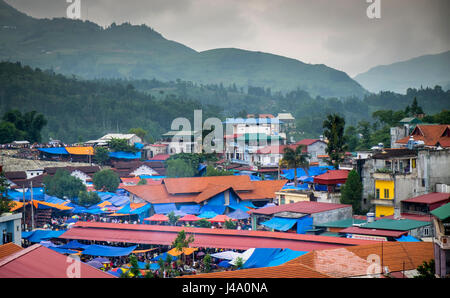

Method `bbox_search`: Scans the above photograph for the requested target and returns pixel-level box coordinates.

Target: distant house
[43,166,101,185]
[86,133,142,147]
[111,161,165,178]
[401,192,450,216]
[395,124,450,149]
[143,143,168,159]
[0,213,22,246]
[295,139,327,163]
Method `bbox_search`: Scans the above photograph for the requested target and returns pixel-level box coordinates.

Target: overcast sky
[5,0,450,76]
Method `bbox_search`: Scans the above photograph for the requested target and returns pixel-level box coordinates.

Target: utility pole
[30,181,34,230]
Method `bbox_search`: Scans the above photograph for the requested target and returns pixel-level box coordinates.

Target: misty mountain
[354,50,450,94]
[0,0,367,99]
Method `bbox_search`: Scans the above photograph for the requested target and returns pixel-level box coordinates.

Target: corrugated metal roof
[251,201,351,216]
[0,243,23,260]
[403,192,450,205]
[0,245,114,278]
[339,226,407,238]
[360,218,430,231]
[431,203,450,221]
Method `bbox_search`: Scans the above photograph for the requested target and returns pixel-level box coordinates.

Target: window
[290,200,295,204]
[384,189,390,199]
[423,227,430,237]
[376,189,380,199]
[412,159,416,169]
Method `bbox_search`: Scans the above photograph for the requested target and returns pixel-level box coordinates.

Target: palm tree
[280,145,309,187]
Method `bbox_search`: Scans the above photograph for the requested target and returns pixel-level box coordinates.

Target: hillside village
[1,111,449,279]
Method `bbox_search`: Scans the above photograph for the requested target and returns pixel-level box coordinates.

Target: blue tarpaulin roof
[109,151,141,159]
[50,247,79,254]
[243,248,282,269]
[7,188,45,202]
[266,249,308,267]
[396,235,421,242]
[107,196,130,207]
[200,204,225,215]
[130,203,151,215]
[198,211,218,219]
[227,208,250,220]
[261,217,298,232]
[136,261,160,270]
[58,240,90,250]
[21,231,34,239]
[229,201,256,211]
[27,230,66,243]
[81,244,138,257]
[218,260,231,268]
[281,166,334,180]
[134,143,144,149]
[44,195,68,205]
[38,147,69,155]
[179,204,201,215]
[115,203,132,214]
[151,252,178,262]
[153,203,177,214]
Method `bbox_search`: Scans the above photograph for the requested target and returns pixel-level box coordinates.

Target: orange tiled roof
[163,175,254,194]
[238,180,288,200]
[287,241,433,277]
[179,263,332,278]
[0,243,23,260]
[396,124,450,147]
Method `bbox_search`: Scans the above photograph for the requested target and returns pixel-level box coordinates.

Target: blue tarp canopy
[109,151,141,159]
[227,208,250,220]
[58,240,90,250]
[266,249,308,267]
[153,203,177,214]
[134,143,144,149]
[218,260,231,268]
[116,203,132,214]
[396,235,421,242]
[229,201,256,211]
[81,244,138,257]
[7,188,45,202]
[50,247,79,254]
[261,217,298,232]
[243,248,282,269]
[38,147,69,155]
[44,195,69,205]
[27,230,67,243]
[107,196,130,207]
[179,204,201,215]
[282,183,309,191]
[136,261,160,270]
[21,231,34,239]
[281,166,334,180]
[198,211,218,219]
[200,204,225,215]
[151,252,178,262]
[296,216,313,234]
[83,208,108,215]
[71,206,89,214]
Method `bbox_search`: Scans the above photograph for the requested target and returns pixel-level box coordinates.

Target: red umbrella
[178,214,201,222]
[144,214,169,222]
[208,215,236,223]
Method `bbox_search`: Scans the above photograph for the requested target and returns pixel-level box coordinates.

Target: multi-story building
[431,203,450,278]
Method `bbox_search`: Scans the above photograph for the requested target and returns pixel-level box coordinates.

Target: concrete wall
[311,206,352,225]
[307,142,327,162]
[0,213,22,246]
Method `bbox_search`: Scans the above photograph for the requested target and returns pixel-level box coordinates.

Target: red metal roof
[0,245,115,278]
[339,226,407,238]
[147,154,170,161]
[313,169,349,185]
[396,124,450,147]
[296,139,323,146]
[250,201,351,215]
[59,222,377,251]
[402,192,450,205]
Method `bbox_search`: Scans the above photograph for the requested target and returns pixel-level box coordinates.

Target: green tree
[0,121,23,144]
[167,211,180,226]
[195,218,212,228]
[224,219,237,229]
[2,110,47,143]
[43,169,86,199]
[128,127,148,142]
[78,191,101,207]
[166,159,195,178]
[0,172,14,214]
[414,259,435,279]
[108,138,137,153]
[92,169,120,192]
[172,230,195,264]
[357,121,372,150]
[137,178,147,185]
[344,125,359,152]
[323,114,347,169]
[234,257,244,270]
[93,147,110,165]
[205,166,234,176]
[340,170,362,214]
[203,254,212,273]
[280,145,309,187]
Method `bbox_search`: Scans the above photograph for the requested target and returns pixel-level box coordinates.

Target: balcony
[371,198,395,207]
[372,172,393,181]
[435,235,450,250]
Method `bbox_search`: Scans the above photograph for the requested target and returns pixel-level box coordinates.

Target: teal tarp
[396,235,420,242]
[27,230,66,243]
[261,217,297,232]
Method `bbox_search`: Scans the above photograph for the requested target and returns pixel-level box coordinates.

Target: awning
[32,200,73,211]
[208,215,236,223]
[58,240,90,250]
[200,204,225,215]
[151,252,178,262]
[109,151,141,159]
[81,244,138,257]
[178,214,201,222]
[243,248,282,269]
[198,211,218,219]
[261,217,298,232]
[144,214,168,222]
[227,208,250,220]
[65,146,94,155]
[167,247,198,257]
[211,250,242,261]
[27,230,67,243]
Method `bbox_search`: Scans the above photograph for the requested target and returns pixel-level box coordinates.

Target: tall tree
[92,169,120,192]
[93,146,110,165]
[43,169,86,199]
[280,145,309,187]
[166,159,195,178]
[340,170,362,214]
[0,171,14,215]
[128,127,148,142]
[323,114,347,169]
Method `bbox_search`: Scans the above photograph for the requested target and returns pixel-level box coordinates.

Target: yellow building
[275,190,311,205]
[373,177,395,217]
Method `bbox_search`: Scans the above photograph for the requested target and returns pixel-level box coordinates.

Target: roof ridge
[0,244,40,268]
